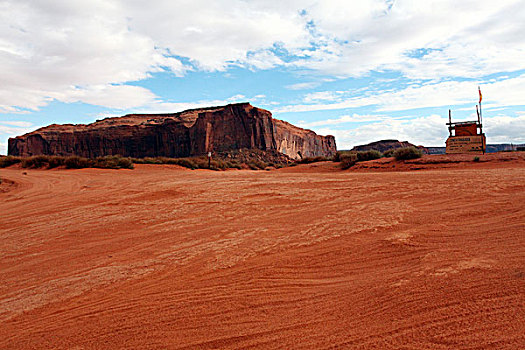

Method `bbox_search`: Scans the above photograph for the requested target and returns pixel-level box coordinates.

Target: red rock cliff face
[8,103,336,160]
[274,119,336,159]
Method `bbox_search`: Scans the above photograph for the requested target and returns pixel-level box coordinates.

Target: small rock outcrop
[8,103,336,160]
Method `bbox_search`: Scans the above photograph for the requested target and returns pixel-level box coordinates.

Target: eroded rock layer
[8,103,336,160]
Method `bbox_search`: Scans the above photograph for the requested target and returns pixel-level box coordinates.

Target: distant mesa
[8,103,336,160]
[353,140,524,155]
[351,139,425,153]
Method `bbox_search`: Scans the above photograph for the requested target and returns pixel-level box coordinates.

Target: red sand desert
[1,154,524,349]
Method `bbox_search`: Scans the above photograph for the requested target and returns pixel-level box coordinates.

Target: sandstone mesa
[8,103,336,160]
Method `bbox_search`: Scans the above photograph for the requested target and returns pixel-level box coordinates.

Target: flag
[478,86,482,103]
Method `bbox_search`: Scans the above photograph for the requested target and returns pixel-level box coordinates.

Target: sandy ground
[0,155,524,349]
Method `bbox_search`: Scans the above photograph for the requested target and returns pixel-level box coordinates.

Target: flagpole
[479,100,482,128]
[478,86,484,154]
[478,86,482,133]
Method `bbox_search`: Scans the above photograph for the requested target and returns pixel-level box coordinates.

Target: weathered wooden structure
[446,88,486,154]
[445,109,486,154]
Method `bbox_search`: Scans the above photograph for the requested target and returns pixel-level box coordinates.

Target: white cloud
[484,114,525,143]
[56,85,158,110]
[0,0,182,112]
[0,121,33,127]
[295,0,525,79]
[124,0,310,71]
[298,113,393,127]
[285,82,319,90]
[315,114,449,148]
[131,94,251,114]
[0,120,39,155]
[275,97,376,113]
[1,0,524,114]
[0,121,34,135]
[303,90,344,103]
[277,74,525,114]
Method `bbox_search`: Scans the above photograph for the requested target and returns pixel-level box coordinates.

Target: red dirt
[0,156,524,349]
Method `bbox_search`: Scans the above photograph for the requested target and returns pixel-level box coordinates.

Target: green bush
[226,161,242,169]
[394,147,423,160]
[247,159,268,170]
[65,156,93,169]
[130,156,243,170]
[47,156,66,168]
[356,150,382,162]
[340,153,358,169]
[0,154,134,170]
[115,157,134,169]
[131,157,163,164]
[92,155,134,169]
[298,156,330,164]
[383,149,396,158]
[333,151,354,162]
[175,158,197,169]
[473,156,480,162]
[21,155,52,169]
[0,156,22,168]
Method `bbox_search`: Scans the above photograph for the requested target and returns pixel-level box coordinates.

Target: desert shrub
[226,161,242,169]
[356,150,382,162]
[21,155,51,168]
[0,156,22,168]
[130,156,243,170]
[130,157,145,164]
[93,155,134,169]
[162,157,183,165]
[340,153,358,169]
[114,156,134,169]
[65,156,93,169]
[175,158,197,169]
[247,159,268,170]
[394,147,423,160]
[297,156,329,164]
[192,157,210,169]
[131,157,163,164]
[47,156,66,168]
[383,149,396,158]
[209,159,241,170]
[333,151,355,162]
[17,155,67,169]
[130,155,249,170]
[473,156,480,162]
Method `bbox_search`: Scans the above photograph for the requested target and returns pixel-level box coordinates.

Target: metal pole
[448,109,452,136]
[478,86,483,132]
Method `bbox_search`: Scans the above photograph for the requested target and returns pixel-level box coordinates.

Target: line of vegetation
[1,147,425,171]
[0,155,134,169]
[393,147,423,160]
[331,147,423,169]
[296,156,332,164]
[0,154,272,171]
[131,156,244,170]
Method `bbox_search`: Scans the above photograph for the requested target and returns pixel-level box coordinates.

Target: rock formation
[8,103,336,160]
[351,139,422,153]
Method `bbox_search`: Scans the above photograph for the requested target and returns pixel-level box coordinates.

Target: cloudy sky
[1,0,524,154]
